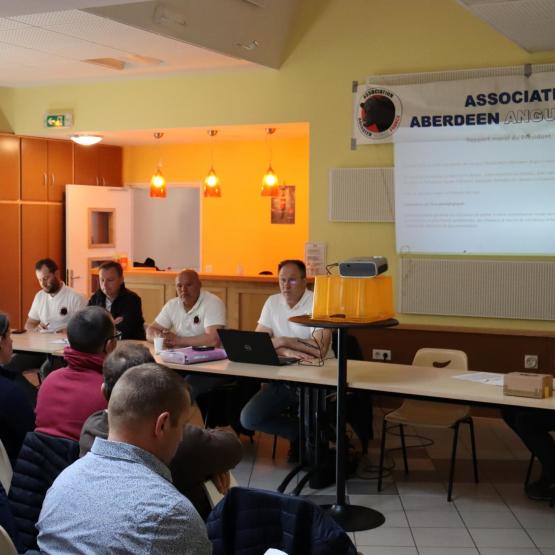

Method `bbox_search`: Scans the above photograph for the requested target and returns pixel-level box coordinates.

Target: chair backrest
[0,525,18,555]
[0,440,12,494]
[207,486,357,555]
[412,348,468,370]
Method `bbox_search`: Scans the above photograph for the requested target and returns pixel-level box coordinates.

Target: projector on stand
[338,257,388,278]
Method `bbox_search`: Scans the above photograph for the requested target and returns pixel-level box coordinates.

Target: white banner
[353,71,555,144]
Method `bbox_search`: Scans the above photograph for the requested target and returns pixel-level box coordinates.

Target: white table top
[12,331,67,355]
[13,332,555,411]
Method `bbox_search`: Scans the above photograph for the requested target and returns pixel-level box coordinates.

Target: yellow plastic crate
[312,275,395,322]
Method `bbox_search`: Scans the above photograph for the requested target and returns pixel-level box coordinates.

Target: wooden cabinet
[74,144,122,186]
[0,204,22,328]
[21,204,65,317]
[21,138,73,201]
[0,135,20,201]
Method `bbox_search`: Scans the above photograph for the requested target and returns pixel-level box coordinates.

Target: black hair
[99,261,124,277]
[103,343,155,400]
[67,306,114,354]
[277,259,306,279]
[35,258,58,273]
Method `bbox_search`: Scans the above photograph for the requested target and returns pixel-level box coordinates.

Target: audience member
[34,306,117,441]
[4,259,86,399]
[0,313,35,463]
[80,343,242,518]
[241,259,331,450]
[148,269,228,400]
[502,407,555,500]
[37,363,212,554]
[88,260,146,340]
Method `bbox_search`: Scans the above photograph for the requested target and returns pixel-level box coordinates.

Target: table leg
[323,327,386,532]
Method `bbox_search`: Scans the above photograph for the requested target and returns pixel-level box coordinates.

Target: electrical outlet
[372,349,391,361]
[524,354,539,370]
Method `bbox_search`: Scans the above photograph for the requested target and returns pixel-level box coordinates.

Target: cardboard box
[503,372,553,399]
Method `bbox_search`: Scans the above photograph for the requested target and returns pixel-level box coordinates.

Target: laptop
[218,329,299,366]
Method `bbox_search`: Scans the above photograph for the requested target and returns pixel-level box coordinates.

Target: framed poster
[271,185,295,224]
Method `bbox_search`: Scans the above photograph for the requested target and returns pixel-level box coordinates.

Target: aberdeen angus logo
[357,87,402,139]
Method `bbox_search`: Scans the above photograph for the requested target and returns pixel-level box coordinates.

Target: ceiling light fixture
[70,134,103,146]
[204,129,221,198]
[261,127,279,197]
[150,132,166,198]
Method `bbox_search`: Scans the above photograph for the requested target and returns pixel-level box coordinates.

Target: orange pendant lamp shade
[204,129,221,198]
[261,127,279,197]
[150,167,166,198]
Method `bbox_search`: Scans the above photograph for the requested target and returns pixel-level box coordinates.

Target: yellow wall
[124,135,309,275]
[3,0,555,330]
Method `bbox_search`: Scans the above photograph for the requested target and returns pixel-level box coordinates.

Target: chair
[207,486,357,555]
[0,440,13,494]
[378,348,478,501]
[0,525,17,555]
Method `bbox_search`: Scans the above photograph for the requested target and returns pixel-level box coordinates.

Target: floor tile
[469,528,535,548]
[356,548,418,555]
[478,549,540,555]
[528,529,555,549]
[411,527,474,548]
[355,527,415,547]
[418,549,479,555]
[400,494,458,511]
[460,510,521,528]
[406,509,465,528]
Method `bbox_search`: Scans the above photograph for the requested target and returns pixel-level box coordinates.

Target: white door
[66,184,132,297]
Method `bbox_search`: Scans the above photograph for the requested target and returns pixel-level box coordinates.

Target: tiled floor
[234,416,555,555]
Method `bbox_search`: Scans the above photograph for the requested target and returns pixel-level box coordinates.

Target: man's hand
[161,330,181,348]
[273,336,321,358]
[210,471,231,495]
[113,316,124,325]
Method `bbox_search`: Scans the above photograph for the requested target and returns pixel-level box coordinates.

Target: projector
[339,257,388,277]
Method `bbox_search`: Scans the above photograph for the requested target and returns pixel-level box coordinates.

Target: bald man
[147,269,228,401]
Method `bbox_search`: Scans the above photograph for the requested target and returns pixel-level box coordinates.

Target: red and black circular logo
[357,87,402,139]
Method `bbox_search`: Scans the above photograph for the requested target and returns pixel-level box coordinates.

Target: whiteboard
[132,184,200,271]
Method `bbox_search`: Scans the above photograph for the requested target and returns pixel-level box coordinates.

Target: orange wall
[123,135,309,276]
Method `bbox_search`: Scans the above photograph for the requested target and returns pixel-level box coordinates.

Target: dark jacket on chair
[8,431,79,551]
[207,486,357,555]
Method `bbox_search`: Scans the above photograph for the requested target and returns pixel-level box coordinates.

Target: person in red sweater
[35,306,118,441]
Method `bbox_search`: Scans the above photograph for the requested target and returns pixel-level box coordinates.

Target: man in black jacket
[88,261,145,340]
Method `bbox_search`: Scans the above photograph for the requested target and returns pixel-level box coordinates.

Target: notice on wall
[304,242,327,276]
[271,185,295,224]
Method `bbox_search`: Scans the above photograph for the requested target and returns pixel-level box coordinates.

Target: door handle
[43,173,47,186]
[51,173,55,186]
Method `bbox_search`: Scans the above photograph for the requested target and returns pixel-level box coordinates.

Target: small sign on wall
[271,185,295,224]
[44,111,73,129]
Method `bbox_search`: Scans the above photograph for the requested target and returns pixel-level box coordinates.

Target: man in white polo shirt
[240,259,331,452]
[5,258,86,400]
[147,269,227,400]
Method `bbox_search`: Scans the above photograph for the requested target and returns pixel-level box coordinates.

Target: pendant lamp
[150,132,166,198]
[261,127,279,197]
[204,129,221,197]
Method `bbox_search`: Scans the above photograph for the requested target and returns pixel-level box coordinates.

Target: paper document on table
[453,372,504,386]
[50,338,69,345]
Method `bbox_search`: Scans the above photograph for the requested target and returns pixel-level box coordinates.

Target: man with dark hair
[4,258,86,392]
[80,343,243,518]
[88,260,146,340]
[34,306,118,441]
[38,363,211,555]
[241,259,331,450]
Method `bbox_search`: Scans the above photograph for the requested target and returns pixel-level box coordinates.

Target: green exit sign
[44,112,73,129]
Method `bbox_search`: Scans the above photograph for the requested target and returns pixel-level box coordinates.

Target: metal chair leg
[399,424,409,474]
[448,422,460,502]
[525,453,535,486]
[467,418,479,484]
[272,434,278,460]
[377,418,388,492]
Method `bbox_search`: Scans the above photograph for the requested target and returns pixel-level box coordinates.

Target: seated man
[37,363,211,554]
[80,342,243,519]
[88,260,146,340]
[0,313,35,463]
[4,258,86,390]
[34,306,117,442]
[240,259,331,451]
[147,269,227,400]
[502,407,555,500]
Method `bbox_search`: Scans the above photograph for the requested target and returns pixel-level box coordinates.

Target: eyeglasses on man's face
[279,278,301,286]
[107,331,123,343]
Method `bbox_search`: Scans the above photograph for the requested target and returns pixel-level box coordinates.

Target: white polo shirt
[28,283,87,331]
[155,290,226,337]
[258,289,315,340]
